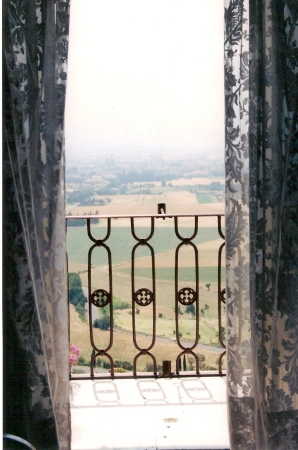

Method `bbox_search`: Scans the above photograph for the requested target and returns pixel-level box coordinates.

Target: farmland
[67,190,224,370]
[66,165,226,373]
[66,190,224,217]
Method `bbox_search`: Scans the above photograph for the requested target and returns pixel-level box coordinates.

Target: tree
[221,326,226,341]
[67,187,94,204]
[183,355,187,371]
[115,360,133,371]
[93,316,111,330]
[185,303,196,318]
[68,273,87,321]
[209,181,223,191]
[199,354,206,370]
[206,283,211,291]
[216,326,226,342]
[174,306,184,315]
[187,357,195,370]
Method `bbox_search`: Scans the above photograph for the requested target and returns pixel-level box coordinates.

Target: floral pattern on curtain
[225,0,298,448]
[3,1,71,448]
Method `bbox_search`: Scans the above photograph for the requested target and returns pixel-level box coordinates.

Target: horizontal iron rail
[66,213,224,219]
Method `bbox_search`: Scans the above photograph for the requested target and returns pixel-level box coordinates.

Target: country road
[112,327,225,354]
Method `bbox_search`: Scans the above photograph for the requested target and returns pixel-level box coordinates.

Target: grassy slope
[70,304,223,371]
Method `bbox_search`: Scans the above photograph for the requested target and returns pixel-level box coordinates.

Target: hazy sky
[65,0,224,158]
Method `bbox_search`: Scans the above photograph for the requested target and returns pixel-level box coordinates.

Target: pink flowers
[69,343,80,366]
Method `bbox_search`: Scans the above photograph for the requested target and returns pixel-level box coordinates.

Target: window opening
[65,0,225,379]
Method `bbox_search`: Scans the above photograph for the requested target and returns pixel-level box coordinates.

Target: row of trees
[76,354,218,372]
[67,187,94,204]
[68,273,87,321]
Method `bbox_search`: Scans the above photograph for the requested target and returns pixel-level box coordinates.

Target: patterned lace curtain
[225,0,298,448]
[3,1,71,449]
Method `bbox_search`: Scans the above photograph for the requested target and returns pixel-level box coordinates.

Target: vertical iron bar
[131,217,157,376]
[87,218,114,377]
[174,216,199,375]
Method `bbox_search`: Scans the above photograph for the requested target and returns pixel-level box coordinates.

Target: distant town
[65,151,225,209]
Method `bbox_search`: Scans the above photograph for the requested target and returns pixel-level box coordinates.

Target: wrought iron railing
[67,212,226,379]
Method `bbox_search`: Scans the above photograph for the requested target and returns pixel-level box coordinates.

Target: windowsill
[70,376,229,450]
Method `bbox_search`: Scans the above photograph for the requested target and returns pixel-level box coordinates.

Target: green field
[196,194,213,204]
[66,226,223,266]
[113,308,222,345]
[118,266,225,284]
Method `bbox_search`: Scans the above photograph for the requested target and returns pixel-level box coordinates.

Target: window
[66,0,226,377]
[65,0,224,215]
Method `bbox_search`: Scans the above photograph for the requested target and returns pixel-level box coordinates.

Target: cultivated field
[66,190,224,217]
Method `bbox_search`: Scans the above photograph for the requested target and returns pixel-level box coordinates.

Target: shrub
[93,316,112,330]
[185,304,196,318]
[114,360,133,370]
[144,362,162,372]
[114,367,126,373]
[72,368,85,374]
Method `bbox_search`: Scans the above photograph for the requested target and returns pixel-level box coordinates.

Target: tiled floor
[70,376,229,450]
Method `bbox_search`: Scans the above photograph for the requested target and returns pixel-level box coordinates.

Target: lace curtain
[225,0,298,448]
[3,1,71,449]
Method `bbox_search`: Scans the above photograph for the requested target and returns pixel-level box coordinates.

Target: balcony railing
[66,212,226,379]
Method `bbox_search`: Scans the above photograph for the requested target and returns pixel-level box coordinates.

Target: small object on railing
[162,360,172,377]
[157,203,166,219]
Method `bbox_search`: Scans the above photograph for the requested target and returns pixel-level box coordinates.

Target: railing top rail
[66,213,224,220]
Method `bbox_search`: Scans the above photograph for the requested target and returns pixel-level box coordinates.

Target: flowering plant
[69,343,80,366]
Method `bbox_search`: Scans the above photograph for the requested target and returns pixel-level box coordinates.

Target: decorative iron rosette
[178,287,196,305]
[91,289,111,307]
[134,288,154,306]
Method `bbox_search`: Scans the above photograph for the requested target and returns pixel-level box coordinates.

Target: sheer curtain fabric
[3,1,71,448]
[225,0,298,448]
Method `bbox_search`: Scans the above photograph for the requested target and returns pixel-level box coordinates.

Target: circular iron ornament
[91,289,110,307]
[135,288,153,306]
[178,287,196,305]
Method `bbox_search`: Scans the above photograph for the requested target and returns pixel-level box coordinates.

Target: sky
[65,0,225,159]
